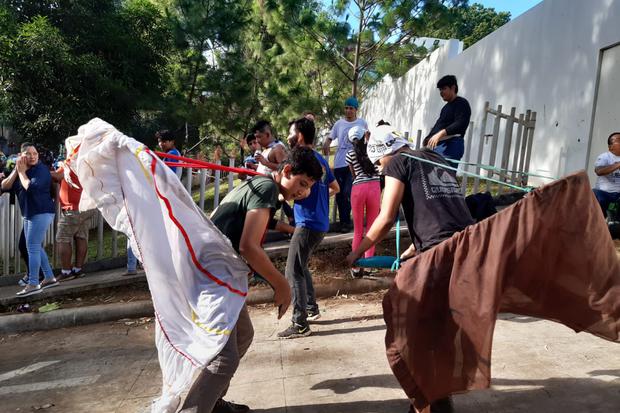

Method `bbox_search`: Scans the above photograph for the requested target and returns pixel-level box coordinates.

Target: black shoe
[212,398,249,413]
[339,223,353,233]
[350,268,364,279]
[306,308,321,321]
[277,323,311,339]
[72,268,85,278]
[57,271,76,282]
[18,274,44,286]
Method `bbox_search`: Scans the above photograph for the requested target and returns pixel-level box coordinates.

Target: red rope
[156,151,264,176]
[147,148,248,297]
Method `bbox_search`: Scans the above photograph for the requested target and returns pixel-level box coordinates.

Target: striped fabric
[345,149,380,185]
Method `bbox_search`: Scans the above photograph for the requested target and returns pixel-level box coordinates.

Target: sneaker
[339,223,353,233]
[57,271,76,282]
[212,398,250,413]
[277,323,311,339]
[40,277,59,290]
[307,309,321,321]
[124,269,138,276]
[18,274,44,286]
[350,268,364,279]
[16,284,42,297]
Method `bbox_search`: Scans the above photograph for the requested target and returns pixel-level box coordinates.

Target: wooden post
[473,102,490,193]
[486,104,503,192]
[518,110,532,185]
[404,131,410,142]
[97,211,104,261]
[461,122,474,195]
[199,169,207,210]
[511,113,525,186]
[1,197,8,275]
[488,104,503,172]
[213,160,221,209]
[522,111,537,186]
[112,230,118,258]
[228,158,235,192]
[416,130,422,149]
[185,167,193,194]
[498,107,517,194]
[14,204,21,274]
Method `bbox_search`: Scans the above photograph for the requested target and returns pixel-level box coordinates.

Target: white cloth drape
[67,118,249,412]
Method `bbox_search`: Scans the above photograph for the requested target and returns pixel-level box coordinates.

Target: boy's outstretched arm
[239,208,292,318]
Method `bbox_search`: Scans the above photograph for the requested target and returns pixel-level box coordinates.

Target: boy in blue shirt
[278,117,340,339]
[156,130,181,173]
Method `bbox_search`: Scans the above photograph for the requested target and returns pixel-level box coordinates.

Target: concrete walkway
[0,227,408,309]
[0,297,618,413]
[0,228,407,333]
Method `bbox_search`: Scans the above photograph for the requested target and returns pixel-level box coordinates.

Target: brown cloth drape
[383,171,620,411]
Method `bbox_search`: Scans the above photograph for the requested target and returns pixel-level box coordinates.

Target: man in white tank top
[253,120,287,175]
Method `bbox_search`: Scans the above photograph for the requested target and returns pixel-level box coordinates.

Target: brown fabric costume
[383,171,620,411]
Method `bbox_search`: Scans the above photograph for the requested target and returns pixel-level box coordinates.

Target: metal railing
[1,156,343,277]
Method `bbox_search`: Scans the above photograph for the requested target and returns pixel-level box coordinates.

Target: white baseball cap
[366,125,412,164]
[347,125,367,143]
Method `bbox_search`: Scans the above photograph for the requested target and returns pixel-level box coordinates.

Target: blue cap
[344,96,359,109]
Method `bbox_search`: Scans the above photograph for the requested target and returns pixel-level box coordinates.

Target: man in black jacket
[424,75,471,167]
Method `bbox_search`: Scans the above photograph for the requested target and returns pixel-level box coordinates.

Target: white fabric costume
[66,118,249,412]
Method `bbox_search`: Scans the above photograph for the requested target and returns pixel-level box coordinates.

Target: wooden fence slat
[473,101,490,193]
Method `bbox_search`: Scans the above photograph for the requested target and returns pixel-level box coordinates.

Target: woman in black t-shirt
[346,125,473,413]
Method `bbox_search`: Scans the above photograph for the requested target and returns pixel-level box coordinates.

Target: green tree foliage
[279,0,466,97]
[0,0,511,158]
[421,3,511,49]
[0,0,171,146]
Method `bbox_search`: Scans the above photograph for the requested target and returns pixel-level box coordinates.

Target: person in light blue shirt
[322,96,368,232]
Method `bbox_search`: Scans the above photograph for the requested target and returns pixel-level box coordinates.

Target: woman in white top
[345,126,381,278]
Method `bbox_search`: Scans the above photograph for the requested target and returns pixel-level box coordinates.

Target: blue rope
[401,153,534,193]
[390,217,401,271]
[446,158,558,181]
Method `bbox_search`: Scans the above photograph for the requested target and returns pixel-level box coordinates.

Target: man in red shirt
[53,165,96,281]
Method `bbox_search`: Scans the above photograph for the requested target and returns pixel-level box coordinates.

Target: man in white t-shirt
[593,132,620,218]
[322,96,368,232]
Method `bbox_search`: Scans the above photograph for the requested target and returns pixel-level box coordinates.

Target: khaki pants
[179,305,254,413]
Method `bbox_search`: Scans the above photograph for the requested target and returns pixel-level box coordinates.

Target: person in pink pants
[345,126,381,278]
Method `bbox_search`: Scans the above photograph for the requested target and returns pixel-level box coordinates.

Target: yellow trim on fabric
[133,146,154,184]
[191,311,232,336]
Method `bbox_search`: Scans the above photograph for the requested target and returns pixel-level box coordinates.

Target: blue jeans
[334,166,353,226]
[23,213,55,285]
[433,137,465,169]
[127,244,137,271]
[593,189,620,218]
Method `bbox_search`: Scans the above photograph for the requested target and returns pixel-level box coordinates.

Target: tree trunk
[351,1,365,97]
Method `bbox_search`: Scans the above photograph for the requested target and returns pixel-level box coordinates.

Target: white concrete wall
[360,0,620,180]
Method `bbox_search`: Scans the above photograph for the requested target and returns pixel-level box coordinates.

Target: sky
[473,0,544,19]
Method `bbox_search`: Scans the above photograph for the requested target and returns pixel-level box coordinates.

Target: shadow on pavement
[454,376,620,412]
[311,324,386,337]
[310,374,402,394]
[311,314,384,325]
[251,398,409,413]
